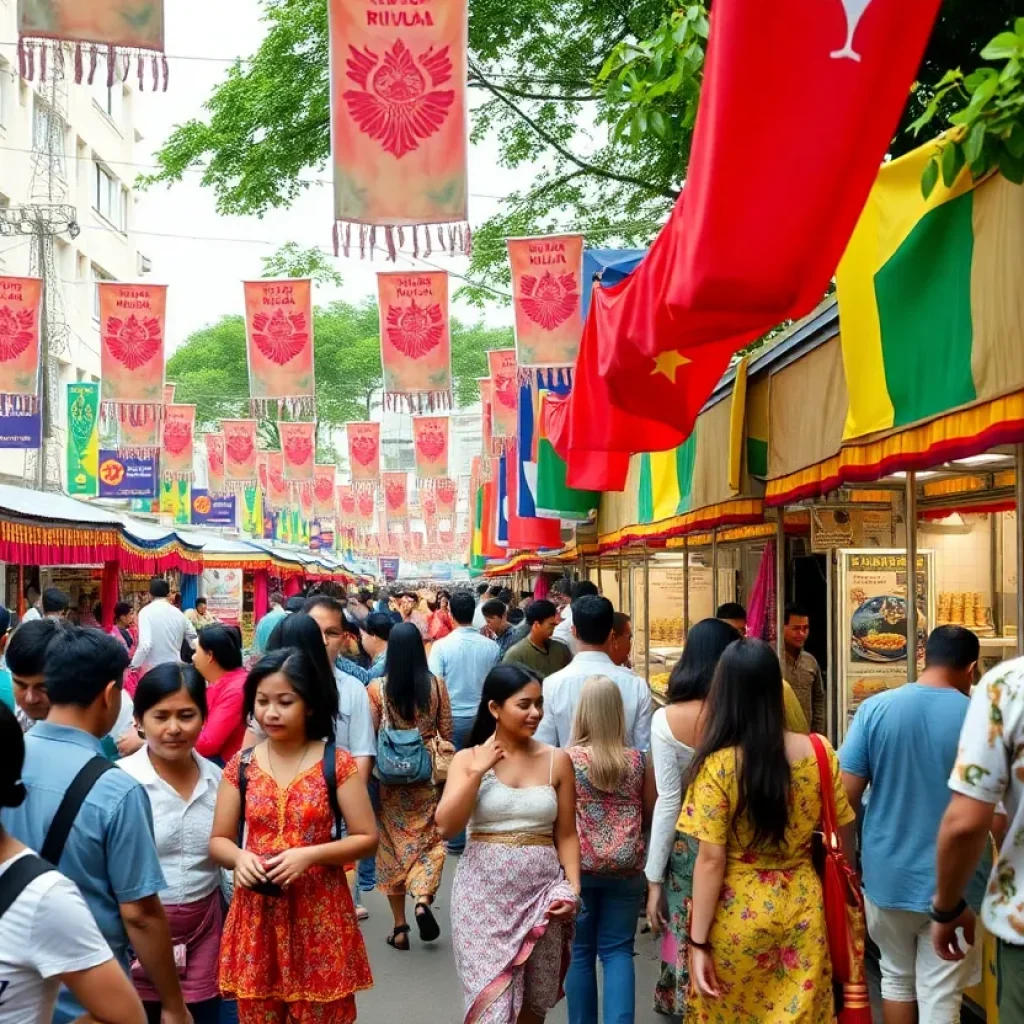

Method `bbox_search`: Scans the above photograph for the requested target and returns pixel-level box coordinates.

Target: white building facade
[0,9,147,485]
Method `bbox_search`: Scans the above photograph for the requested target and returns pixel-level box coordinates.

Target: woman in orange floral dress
[367,622,454,950]
[210,647,378,1023]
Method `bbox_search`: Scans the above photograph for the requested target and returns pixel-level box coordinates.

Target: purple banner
[379,556,400,581]
[191,488,237,527]
[0,410,41,449]
[98,449,158,498]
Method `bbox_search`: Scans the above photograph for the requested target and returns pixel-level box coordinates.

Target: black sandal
[415,902,441,942]
[386,925,411,950]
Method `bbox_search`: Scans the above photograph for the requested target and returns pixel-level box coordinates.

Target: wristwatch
[929,897,967,924]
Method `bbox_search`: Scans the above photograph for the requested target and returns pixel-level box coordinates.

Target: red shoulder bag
[809,733,871,1024]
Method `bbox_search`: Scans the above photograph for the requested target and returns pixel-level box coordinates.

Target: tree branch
[468,80,600,102]
[469,63,680,201]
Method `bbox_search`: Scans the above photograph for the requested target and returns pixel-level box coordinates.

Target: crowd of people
[0,573,1022,1024]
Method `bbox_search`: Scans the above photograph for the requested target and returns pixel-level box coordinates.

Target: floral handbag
[809,733,872,1024]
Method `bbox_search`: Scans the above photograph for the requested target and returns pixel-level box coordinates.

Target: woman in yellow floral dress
[681,638,856,1024]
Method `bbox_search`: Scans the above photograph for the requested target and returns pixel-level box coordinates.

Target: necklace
[267,741,312,787]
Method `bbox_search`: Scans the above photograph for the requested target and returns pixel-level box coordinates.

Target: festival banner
[191,489,237,527]
[266,451,289,510]
[66,382,99,496]
[478,378,494,468]
[0,276,42,410]
[412,415,449,481]
[98,449,158,498]
[162,404,195,480]
[222,419,258,487]
[160,478,191,527]
[242,486,263,536]
[383,471,409,522]
[257,451,269,494]
[163,383,176,405]
[279,420,316,482]
[337,484,357,525]
[377,272,452,412]
[119,414,160,455]
[202,567,244,625]
[354,486,376,527]
[507,234,584,367]
[99,282,166,435]
[328,0,469,257]
[314,465,336,517]
[435,477,457,520]
[17,0,168,88]
[244,279,315,417]
[205,433,226,494]
[487,349,517,445]
[347,421,380,484]
[299,483,315,521]
[0,409,40,449]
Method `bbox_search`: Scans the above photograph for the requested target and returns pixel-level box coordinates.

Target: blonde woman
[565,676,655,1024]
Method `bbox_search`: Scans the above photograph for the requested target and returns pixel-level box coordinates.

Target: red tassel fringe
[335,220,471,261]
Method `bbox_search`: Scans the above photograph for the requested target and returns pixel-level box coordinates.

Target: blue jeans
[445,713,477,854]
[566,873,645,1024]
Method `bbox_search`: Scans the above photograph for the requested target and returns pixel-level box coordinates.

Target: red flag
[599,0,941,438]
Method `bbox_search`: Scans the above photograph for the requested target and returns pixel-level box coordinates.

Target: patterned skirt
[654,831,699,1018]
[376,781,445,898]
[451,839,579,1024]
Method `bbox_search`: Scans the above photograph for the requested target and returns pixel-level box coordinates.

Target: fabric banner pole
[905,475,918,683]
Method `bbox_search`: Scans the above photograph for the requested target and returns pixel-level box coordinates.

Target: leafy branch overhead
[913,18,1024,197]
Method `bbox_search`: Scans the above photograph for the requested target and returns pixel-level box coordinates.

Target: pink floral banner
[382,470,409,522]
[205,433,226,494]
[435,477,458,519]
[328,0,469,258]
[347,421,380,484]
[0,276,42,412]
[162,404,195,480]
[266,451,289,510]
[378,271,451,412]
[314,464,336,517]
[244,279,315,418]
[507,234,584,367]
[337,483,356,525]
[412,415,449,481]
[487,349,517,444]
[279,420,315,482]
[222,418,258,487]
[354,486,376,527]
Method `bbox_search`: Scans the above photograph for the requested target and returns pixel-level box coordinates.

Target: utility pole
[0,50,79,491]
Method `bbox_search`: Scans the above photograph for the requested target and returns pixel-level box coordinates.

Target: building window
[92,264,115,320]
[93,163,128,232]
[90,54,124,127]
[33,97,61,151]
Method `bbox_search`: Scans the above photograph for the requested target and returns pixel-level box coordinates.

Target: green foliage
[261,242,343,287]
[913,18,1024,197]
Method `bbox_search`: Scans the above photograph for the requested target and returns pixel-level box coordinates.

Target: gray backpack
[375,689,432,785]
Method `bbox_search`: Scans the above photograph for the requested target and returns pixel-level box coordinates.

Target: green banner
[160,478,192,525]
[67,382,99,496]
[242,486,263,537]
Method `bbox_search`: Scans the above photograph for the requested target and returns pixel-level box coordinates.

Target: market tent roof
[0,484,123,525]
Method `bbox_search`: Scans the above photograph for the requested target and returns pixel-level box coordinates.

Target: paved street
[353,855,665,1023]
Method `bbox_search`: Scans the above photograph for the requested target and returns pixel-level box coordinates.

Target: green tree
[142,0,1010,293]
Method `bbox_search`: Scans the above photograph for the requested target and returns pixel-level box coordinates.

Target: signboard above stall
[811,508,893,552]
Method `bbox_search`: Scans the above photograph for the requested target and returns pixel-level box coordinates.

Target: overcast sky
[134,0,521,354]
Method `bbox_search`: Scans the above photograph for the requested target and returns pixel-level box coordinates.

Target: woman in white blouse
[645,618,738,1018]
[120,664,224,1024]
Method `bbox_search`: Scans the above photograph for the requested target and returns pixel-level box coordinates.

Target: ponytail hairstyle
[683,638,790,847]
[569,675,629,792]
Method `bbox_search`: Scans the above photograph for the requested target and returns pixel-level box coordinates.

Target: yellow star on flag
[651,349,691,383]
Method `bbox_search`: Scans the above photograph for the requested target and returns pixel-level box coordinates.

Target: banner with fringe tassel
[347,421,380,487]
[328,0,469,259]
[244,279,316,419]
[162,404,195,481]
[18,2,168,90]
[337,483,356,526]
[507,234,584,368]
[487,349,517,451]
[314,464,336,518]
[383,471,409,523]
[99,282,165,434]
[412,415,449,481]
[354,485,376,526]
[279,420,315,482]
[378,271,452,412]
[435,477,458,520]
[222,419,258,490]
[266,451,289,510]
[205,432,226,494]
[0,276,42,415]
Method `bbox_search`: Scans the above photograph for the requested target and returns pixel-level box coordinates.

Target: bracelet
[929,898,967,924]
[689,937,712,951]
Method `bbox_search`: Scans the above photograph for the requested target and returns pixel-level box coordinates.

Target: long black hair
[383,622,433,721]
[467,664,540,747]
[684,638,790,847]
[667,618,739,703]
[267,612,336,698]
[244,647,338,741]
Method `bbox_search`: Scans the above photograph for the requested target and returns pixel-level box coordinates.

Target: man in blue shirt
[429,590,500,853]
[1,625,188,1024]
[840,625,980,1024]
[253,590,287,654]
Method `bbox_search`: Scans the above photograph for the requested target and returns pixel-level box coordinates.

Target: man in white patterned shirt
[932,655,1024,1018]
